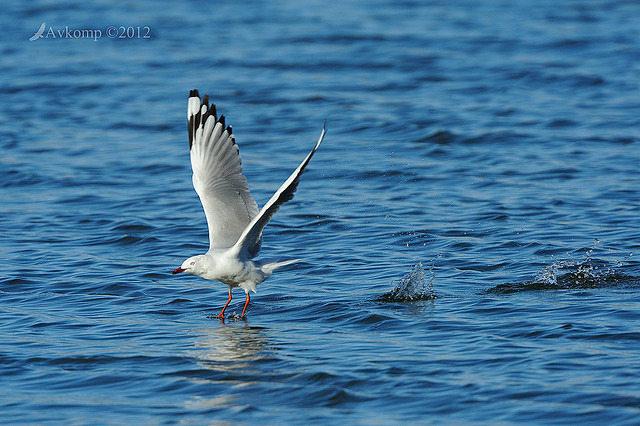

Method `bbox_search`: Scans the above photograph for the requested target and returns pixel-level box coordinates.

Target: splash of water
[533,240,632,287]
[489,240,634,294]
[378,262,437,302]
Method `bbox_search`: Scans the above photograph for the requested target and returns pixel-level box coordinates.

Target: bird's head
[172,255,206,276]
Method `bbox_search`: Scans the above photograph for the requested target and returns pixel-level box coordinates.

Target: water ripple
[2,0,640,424]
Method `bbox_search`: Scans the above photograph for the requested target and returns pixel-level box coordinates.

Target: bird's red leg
[240,292,250,317]
[215,289,232,319]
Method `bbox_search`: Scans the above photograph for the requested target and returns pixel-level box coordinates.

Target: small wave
[377,262,437,302]
[488,243,637,294]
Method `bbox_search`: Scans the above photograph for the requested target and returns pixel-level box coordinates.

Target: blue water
[2,0,640,423]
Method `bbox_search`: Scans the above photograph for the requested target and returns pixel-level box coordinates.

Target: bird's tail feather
[260,258,301,275]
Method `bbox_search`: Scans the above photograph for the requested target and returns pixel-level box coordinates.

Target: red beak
[172,267,185,274]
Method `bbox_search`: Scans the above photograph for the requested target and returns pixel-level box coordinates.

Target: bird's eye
[190,262,195,266]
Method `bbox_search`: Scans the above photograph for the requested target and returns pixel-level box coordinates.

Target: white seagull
[172,90,325,318]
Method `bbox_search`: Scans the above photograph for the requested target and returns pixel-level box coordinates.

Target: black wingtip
[188,90,233,149]
[202,96,217,125]
[188,90,201,149]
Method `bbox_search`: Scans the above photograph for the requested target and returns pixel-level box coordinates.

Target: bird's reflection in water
[183,320,276,412]
[191,320,270,370]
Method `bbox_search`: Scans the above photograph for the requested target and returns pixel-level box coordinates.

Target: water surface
[2,0,640,423]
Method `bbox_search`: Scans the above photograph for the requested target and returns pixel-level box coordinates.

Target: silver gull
[172,90,325,318]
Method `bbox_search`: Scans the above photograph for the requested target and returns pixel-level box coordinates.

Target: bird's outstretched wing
[230,124,326,258]
[188,90,260,255]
